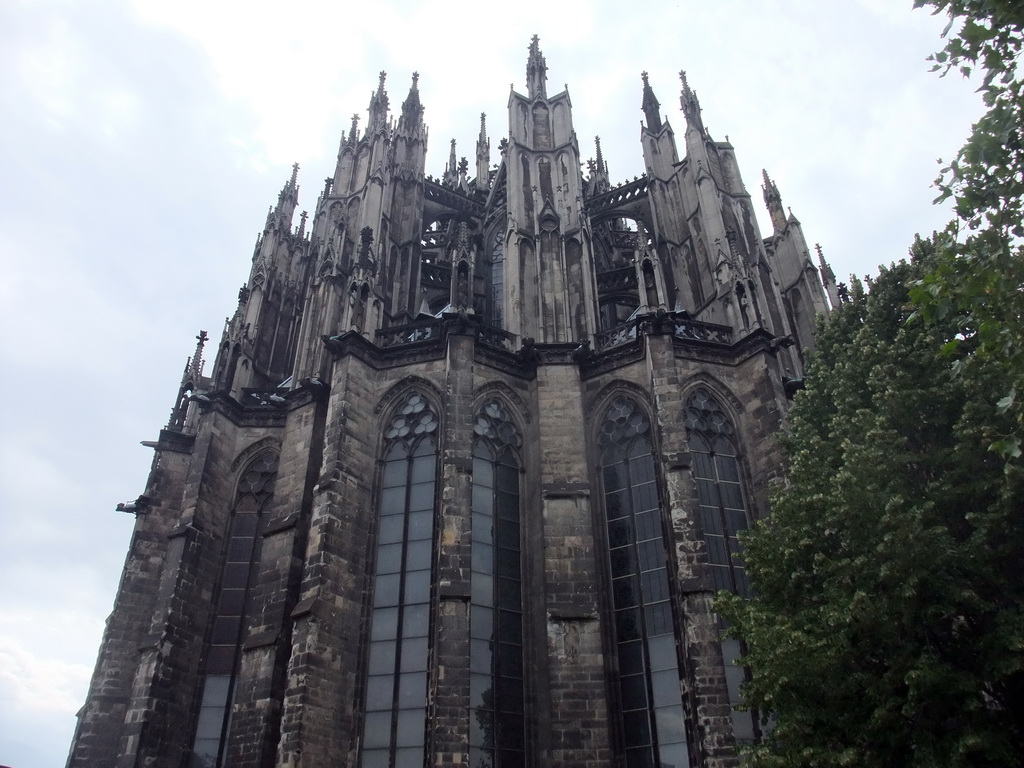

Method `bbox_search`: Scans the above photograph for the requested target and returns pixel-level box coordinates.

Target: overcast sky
[0,1,984,766]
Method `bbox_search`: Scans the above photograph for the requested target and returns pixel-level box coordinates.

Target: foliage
[719,244,1024,767]
[909,0,1024,458]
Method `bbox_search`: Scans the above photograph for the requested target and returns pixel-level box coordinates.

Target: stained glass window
[470,400,524,768]
[684,387,756,742]
[362,393,439,768]
[190,450,279,768]
[599,397,690,768]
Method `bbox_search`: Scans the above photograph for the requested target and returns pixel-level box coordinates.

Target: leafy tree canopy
[719,241,1024,767]
[910,0,1024,458]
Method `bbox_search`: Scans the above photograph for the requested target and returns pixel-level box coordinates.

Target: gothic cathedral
[70,38,836,768]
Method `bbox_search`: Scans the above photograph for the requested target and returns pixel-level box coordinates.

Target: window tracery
[598,396,690,768]
[362,393,439,768]
[470,400,524,768]
[684,387,757,742]
[190,450,279,768]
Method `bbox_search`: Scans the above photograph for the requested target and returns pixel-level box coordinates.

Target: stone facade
[69,37,835,768]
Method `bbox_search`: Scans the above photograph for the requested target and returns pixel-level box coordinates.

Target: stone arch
[373,375,444,416]
[586,380,655,435]
[230,436,282,475]
[472,381,532,425]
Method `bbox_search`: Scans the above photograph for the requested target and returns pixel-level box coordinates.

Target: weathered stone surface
[70,46,830,768]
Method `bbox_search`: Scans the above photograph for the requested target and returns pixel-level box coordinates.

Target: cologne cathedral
[70,37,836,768]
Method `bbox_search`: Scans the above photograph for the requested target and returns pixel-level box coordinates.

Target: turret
[504,36,597,342]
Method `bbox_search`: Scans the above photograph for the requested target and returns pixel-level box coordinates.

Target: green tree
[720,243,1024,767]
[910,1,1024,458]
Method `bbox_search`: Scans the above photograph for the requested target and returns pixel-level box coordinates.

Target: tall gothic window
[684,387,756,742]
[599,397,690,768]
[191,450,279,768]
[362,393,440,768]
[490,229,505,328]
[470,400,524,768]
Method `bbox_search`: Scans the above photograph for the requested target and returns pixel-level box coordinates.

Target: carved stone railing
[474,324,517,352]
[594,313,734,352]
[594,321,640,352]
[671,316,733,344]
[585,175,650,217]
[423,179,486,218]
[375,319,444,348]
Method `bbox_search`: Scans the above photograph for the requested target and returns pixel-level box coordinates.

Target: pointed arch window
[190,450,279,768]
[684,388,749,597]
[362,393,440,768]
[470,400,525,768]
[684,387,757,742]
[490,228,505,328]
[599,397,691,768]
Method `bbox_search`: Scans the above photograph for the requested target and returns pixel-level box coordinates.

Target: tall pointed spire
[641,72,662,132]
[444,138,458,186]
[368,70,389,131]
[400,72,424,128]
[526,35,547,99]
[347,113,361,146]
[762,169,786,232]
[274,163,299,227]
[590,135,610,193]
[475,112,490,187]
[679,70,703,131]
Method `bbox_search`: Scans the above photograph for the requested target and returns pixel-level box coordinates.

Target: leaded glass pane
[471,401,524,766]
[406,510,433,540]
[601,398,692,764]
[366,675,394,710]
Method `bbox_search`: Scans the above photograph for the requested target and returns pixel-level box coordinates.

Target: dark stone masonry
[69,37,835,768]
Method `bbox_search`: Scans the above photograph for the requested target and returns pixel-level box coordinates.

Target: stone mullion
[646,334,738,768]
[431,332,475,768]
[230,398,326,768]
[276,356,377,767]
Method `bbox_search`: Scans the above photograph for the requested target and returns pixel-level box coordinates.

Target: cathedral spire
[475,112,490,187]
[526,35,547,99]
[368,70,389,131]
[399,72,424,128]
[679,70,704,131]
[762,169,786,232]
[444,138,458,186]
[347,113,361,146]
[273,163,299,227]
[817,243,841,307]
[641,72,662,132]
[589,135,610,193]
